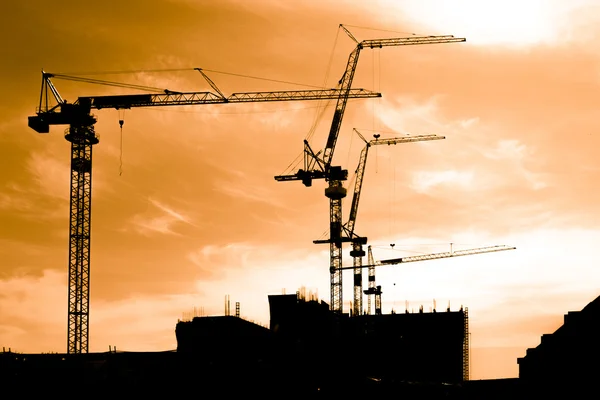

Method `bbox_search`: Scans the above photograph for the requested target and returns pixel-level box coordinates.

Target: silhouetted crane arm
[82,88,381,110]
[361,36,465,48]
[274,26,465,185]
[29,71,381,133]
[336,245,516,271]
[321,32,464,168]
[342,129,445,238]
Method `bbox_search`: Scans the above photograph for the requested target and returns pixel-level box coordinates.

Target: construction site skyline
[2,0,600,382]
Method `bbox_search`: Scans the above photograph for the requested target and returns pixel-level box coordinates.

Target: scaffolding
[463,307,470,381]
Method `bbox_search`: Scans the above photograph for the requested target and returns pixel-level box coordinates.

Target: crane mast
[336,128,445,317]
[363,245,382,315]
[28,71,381,354]
[275,26,465,315]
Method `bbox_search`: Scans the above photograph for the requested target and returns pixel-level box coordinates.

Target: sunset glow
[2,0,600,381]
[384,0,591,47]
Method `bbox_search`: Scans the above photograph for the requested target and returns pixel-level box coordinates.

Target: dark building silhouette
[172,290,468,389]
[267,292,337,365]
[266,292,468,384]
[7,291,600,397]
[346,310,467,382]
[175,315,272,364]
[0,350,183,390]
[518,294,600,386]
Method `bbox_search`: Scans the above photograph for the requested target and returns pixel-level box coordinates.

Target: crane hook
[118,111,125,176]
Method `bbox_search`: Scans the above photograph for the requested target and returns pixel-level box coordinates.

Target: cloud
[410,169,475,193]
[26,151,70,201]
[0,268,205,352]
[213,169,290,209]
[479,139,548,190]
[0,148,115,221]
[483,139,527,161]
[459,117,479,129]
[0,189,35,213]
[187,242,313,278]
[188,242,330,293]
[382,0,599,48]
[187,243,253,280]
[0,270,65,351]
[127,197,196,236]
[377,95,448,134]
[0,180,66,222]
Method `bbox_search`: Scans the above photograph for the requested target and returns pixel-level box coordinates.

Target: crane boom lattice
[337,245,517,271]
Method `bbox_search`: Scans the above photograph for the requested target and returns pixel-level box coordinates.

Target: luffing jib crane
[275,25,466,314]
[339,244,517,314]
[315,128,445,317]
[27,70,381,354]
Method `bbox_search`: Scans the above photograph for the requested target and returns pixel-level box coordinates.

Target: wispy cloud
[481,139,548,190]
[377,95,448,134]
[214,177,289,209]
[410,169,475,194]
[483,139,528,161]
[459,117,479,129]
[0,190,34,213]
[187,243,255,279]
[128,197,196,236]
[0,180,67,222]
[26,151,70,201]
[2,149,116,221]
[187,242,329,287]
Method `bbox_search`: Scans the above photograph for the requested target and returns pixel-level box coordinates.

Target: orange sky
[2,0,600,380]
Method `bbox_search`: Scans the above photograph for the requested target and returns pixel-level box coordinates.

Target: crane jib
[81,89,381,110]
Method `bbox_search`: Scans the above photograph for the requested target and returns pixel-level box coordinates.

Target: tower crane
[316,128,445,317]
[27,70,381,354]
[275,25,465,314]
[337,244,517,314]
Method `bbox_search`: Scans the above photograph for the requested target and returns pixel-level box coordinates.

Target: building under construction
[5,292,600,397]
[175,289,469,385]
